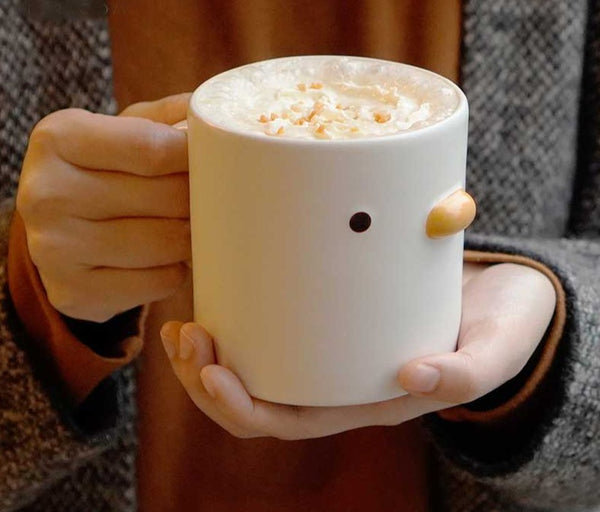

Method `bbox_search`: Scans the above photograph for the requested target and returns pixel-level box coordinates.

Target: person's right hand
[17,93,192,323]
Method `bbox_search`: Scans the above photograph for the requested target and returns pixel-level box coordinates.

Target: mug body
[188,57,468,406]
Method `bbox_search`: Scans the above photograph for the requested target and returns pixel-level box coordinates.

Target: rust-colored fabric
[108,0,462,107]
[107,4,460,509]
[7,212,143,404]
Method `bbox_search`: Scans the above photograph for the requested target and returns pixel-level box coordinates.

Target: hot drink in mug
[187,56,475,406]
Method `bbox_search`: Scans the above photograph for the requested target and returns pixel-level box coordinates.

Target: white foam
[193,56,460,140]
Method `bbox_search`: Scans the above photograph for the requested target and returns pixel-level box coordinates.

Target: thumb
[397,348,501,405]
[398,263,556,405]
[119,92,192,125]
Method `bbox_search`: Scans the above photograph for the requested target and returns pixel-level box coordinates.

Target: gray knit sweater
[0,0,599,511]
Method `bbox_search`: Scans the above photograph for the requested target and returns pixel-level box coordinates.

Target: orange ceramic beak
[426,189,476,239]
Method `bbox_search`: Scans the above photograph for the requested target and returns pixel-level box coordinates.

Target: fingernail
[179,326,196,360]
[201,372,216,399]
[404,364,441,393]
[173,120,188,131]
[160,328,176,360]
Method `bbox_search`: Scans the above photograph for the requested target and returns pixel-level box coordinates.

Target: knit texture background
[0,0,114,202]
[432,234,600,512]
[462,0,588,238]
[0,1,134,511]
[570,0,600,236]
[430,1,600,510]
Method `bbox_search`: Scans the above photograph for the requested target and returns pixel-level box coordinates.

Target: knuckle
[131,124,172,173]
[16,177,61,220]
[25,231,62,270]
[29,108,88,149]
[29,115,59,149]
[146,128,173,170]
[15,182,35,220]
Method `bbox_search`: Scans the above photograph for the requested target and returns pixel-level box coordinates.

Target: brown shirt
[7,2,567,510]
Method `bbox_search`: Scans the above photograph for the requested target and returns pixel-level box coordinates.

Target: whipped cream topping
[193,56,460,140]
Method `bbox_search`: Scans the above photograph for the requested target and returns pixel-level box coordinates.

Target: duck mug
[186,56,475,406]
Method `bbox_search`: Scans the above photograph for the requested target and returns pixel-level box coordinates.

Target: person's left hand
[159,262,556,440]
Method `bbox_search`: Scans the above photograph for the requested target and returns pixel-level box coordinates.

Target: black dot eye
[349,212,371,233]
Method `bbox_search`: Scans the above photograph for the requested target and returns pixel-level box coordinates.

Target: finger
[166,326,454,439]
[21,161,189,221]
[44,264,189,322]
[398,263,556,404]
[31,108,188,175]
[199,364,317,439]
[161,322,263,439]
[31,217,190,270]
[161,323,311,439]
[69,168,190,220]
[161,322,216,373]
[119,93,192,124]
[200,363,453,440]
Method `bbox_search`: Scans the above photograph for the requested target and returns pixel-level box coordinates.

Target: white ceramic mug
[187,56,474,406]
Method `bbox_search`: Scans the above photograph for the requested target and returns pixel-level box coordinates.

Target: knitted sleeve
[427,233,600,511]
[0,4,141,507]
[0,200,140,511]
[429,0,600,507]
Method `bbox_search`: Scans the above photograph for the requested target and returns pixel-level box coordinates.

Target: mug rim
[188,55,468,146]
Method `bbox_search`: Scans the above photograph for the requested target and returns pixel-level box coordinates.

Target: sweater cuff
[437,249,567,431]
[7,211,144,405]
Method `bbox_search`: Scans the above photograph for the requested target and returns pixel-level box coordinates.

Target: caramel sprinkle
[374,112,391,123]
[297,83,307,92]
[310,82,323,89]
[307,102,324,121]
[258,114,268,123]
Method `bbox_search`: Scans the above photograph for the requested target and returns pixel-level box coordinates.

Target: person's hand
[160,261,556,440]
[17,94,192,322]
